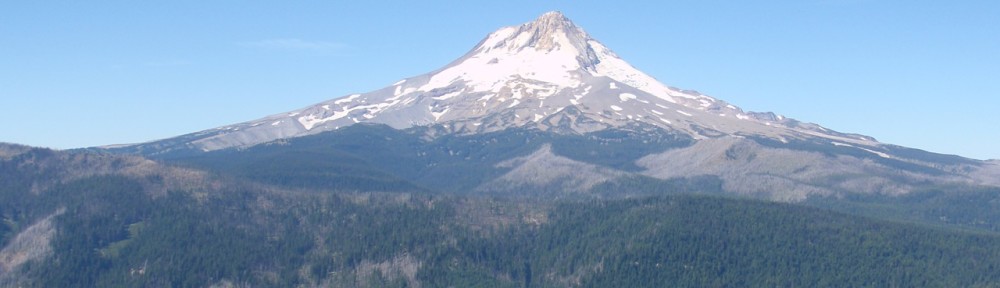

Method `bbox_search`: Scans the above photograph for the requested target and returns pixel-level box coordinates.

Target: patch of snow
[590,40,691,103]
[619,93,637,102]
[507,99,521,108]
[432,91,463,100]
[833,142,891,158]
[861,148,892,159]
[650,109,663,115]
[322,104,330,110]
[299,111,349,130]
[393,79,406,85]
[578,86,591,99]
[271,121,282,126]
[610,105,623,111]
[570,99,580,105]
[298,96,401,130]
[676,110,692,117]
[736,114,750,120]
[658,117,672,124]
[533,114,543,121]
[431,107,450,121]
[609,82,617,89]
[334,94,361,105]
[478,26,518,51]
[418,27,584,93]
[402,87,416,95]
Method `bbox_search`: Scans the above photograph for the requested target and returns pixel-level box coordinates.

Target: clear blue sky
[2,1,998,159]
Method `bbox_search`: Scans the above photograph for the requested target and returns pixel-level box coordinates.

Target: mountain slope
[475,143,626,196]
[134,122,1000,232]
[637,136,993,201]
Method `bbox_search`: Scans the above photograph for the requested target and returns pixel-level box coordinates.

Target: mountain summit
[485,11,591,55]
[121,12,875,153]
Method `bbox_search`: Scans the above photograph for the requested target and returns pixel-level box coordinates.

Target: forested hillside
[3,146,1000,287]
[156,124,1000,233]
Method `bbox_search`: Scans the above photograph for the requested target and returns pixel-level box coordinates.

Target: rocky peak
[517,11,584,50]
[472,11,599,71]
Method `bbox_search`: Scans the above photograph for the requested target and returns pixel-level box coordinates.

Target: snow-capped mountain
[122,11,874,153]
[104,11,1000,202]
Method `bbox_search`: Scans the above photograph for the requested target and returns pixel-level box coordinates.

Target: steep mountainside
[154,124,1000,231]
